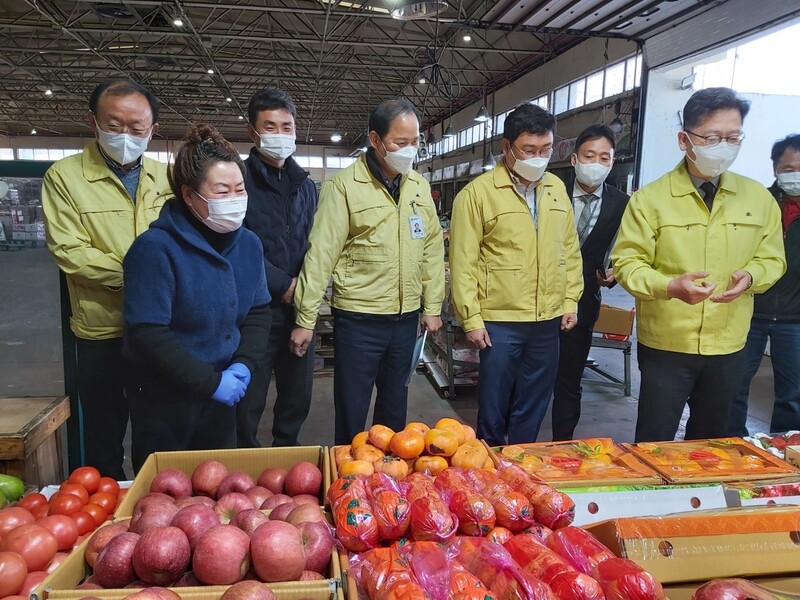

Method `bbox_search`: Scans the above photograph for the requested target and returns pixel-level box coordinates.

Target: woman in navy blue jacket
[123,123,271,472]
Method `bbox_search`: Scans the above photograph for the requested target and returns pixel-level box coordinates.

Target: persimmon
[424,428,460,457]
[334,445,353,467]
[405,422,430,437]
[353,443,386,463]
[485,526,513,545]
[462,424,477,442]
[434,418,466,445]
[483,456,496,470]
[339,460,375,477]
[451,441,489,469]
[375,457,410,480]
[389,430,425,459]
[414,456,449,476]
[368,425,395,451]
[351,431,370,450]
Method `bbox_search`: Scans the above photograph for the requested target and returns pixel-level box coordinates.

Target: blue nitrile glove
[228,362,252,387]
[212,370,247,406]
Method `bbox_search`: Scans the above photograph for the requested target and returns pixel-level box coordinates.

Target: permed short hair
[88,77,160,124]
[574,124,616,153]
[503,103,557,143]
[771,134,800,165]
[247,88,297,126]
[368,98,419,138]
[682,87,750,132]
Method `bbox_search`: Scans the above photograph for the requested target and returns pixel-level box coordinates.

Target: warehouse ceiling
[0,0,735,146]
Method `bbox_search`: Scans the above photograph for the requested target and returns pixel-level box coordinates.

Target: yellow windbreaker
[42,141,170,340]
[449,163,583,332]
[611,161,786,355]
[294,155,445,329]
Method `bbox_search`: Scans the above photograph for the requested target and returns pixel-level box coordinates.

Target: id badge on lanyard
[409,201,425,239]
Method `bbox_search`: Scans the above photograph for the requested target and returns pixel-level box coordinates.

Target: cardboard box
[116,447,331,517]
[585,505,800,584]
[664,577,800,600]
[593,304,635,340]
[723,476,800,507]
[560,484,727,526]
[786,445,800,468]
[33,527,342,600]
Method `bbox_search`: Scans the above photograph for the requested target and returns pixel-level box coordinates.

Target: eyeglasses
[685,130,745,147]
[513,145,553,159]
[94,116,153,138]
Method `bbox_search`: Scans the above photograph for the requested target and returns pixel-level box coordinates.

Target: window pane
[625,56,643,90]
[585,71,604,104]
[18,148,33,160]
[465,127,473,146]
[495,112,506,135]
[533,94,549,110]
[295,156,309,168]
[309,156,323,169]
[554,86,569,114]
[342,157,356,167]
[604,62,625,98]
[472,123,483,143]
[48,149,64,160]
[145,151,159,161]
[0,148,14,160]
[325,156,339,168]
[63,149,81,157]
[458,129,467,148]
[33,148,49,160]
[569,79,586,109]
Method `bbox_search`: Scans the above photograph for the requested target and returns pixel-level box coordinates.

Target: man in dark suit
[551,124,629,440]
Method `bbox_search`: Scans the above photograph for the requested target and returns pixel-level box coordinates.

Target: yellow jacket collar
[82,140,158,184]
[669,159,740,198]
[353,152,424,187]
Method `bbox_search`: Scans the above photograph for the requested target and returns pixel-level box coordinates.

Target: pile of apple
[333,418,492,478]
[79,460,334,589]
[78,579,312,600]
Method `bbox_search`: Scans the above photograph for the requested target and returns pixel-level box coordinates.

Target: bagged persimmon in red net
[365,472,412,541]
[463,468,536,532]
[328,475,379,552]
[400,540,497,600]
[350,546,431,600]
[434,467,496,537]
[494,461,575,529]
[401,472,458,542]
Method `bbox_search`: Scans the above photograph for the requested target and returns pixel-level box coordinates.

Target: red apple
[19,571,48,596]
[149,469,192,499]
[129,502,179,534]
[256,467,287,495]
[94,531,141,588]
[231,509,270,536]
[299,570,325,580]
[244,486,274,509]
[45,551,70,573]
[285,504,326,526]
[291,494,320,506]
[192,524,251,585]
[250,521,305,582]
[75,582,103,590]
[134,493,176,511]
[268,501,297,522]
[85,522,129,567]
[220,580,278,600]
[260,494,293,510]
[172,571,202,587]
[284,462,322,498]
[298,520,333,574]
[124,579,147,588]
[215,492,254,524]
[124,587,182,600]
[170,504,220,551]
[175,495,216,510]
[132,526,191,586]
[217,472,256,497]
[192,460,230,498]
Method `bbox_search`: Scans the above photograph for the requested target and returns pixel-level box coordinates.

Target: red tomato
[68,466,101,494]
[30,504,49,520]
[88,491,117,514]
[59,483,89,505]
[82,503,108,526]
[0,507,35,537]
[46,551,69,573]
[0,550,28,597]
[0,524,58,571]
[97,477,120,496]
[118,488,129,503]
[48,494,84,516]
[16,493,47,512]
[69,511,96,535]
[19,570,48,596]
[36,515,79,551]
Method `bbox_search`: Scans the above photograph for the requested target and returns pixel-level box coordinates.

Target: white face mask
[191,191,248,234]
[381,141,417,175]
[257,133,296,161]
[96,126,151,166]
[574,159,612,189]
[511,147,549,183]
[777,172,800,197]
[686,138,741,178]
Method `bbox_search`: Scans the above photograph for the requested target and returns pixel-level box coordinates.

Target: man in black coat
[238,88,319,447]
[551,124,630,440]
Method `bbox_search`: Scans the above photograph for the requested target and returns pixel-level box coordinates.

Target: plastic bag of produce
[495,462,575,529]
[402,472,458,542]
[593,557,665,600]
[461,468,536,532]
[328,475,380,552]
[434,468,496,536]
[546,526,616,575]
[350,546,431,600]
[504,533,604,600]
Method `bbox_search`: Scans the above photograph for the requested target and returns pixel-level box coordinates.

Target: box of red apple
[33,447,343,600]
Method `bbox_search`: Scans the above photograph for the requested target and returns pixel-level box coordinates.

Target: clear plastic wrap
[495,461,576,529]
[546,526,616,575]
[328,475,380,552]
[435,468,496,536]
[593,557,665,600]
[350,546,431,600]
[402,472,458,542]
[462,468,536,532]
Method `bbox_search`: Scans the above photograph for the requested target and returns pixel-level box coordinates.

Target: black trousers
[126,364,236,473]
[75,337,129,480]
[551,321,595,441]
[236,314,315,448]
[332,311,418,445]
[635,343,745,442]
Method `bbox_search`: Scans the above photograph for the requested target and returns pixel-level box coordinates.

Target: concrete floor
[0,248,777,477]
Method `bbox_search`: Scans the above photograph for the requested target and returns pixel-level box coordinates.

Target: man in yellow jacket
[42,77,169,478]
[290,98,444,444]
[450,103,583,446]
[612,87,786,442]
